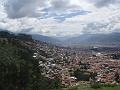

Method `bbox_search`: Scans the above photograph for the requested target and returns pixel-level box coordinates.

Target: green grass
[56,85,120,90]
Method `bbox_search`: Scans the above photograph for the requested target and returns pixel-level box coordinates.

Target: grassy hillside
[56,85,120,90]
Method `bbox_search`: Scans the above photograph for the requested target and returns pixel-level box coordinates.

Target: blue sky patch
[39,7,91,22]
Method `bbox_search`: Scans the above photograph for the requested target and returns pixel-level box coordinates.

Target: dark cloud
[87,0,120,8]
[5,0,80,19]
[95,0,119,8]
[83,22,109,34]
[5,0,47,19]
[50,0,80,11]
[50,0,70,10]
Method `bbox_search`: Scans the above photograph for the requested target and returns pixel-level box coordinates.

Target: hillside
[0,32,60,90]
[1,31,120,90]
[32,34,62,45]
[57,85,120,90]
[2,30,120,47]
[62,33,120,47]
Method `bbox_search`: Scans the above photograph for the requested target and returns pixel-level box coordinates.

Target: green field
[57,85,120,90]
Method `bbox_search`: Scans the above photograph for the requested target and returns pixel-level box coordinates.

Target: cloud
[38,0,88,22]
[5,0,48,18]
[50,0,79,10]
[86,0,120,8]
[40,8,90,22]
[5,0,82,19]
[50,0,70,10]
[95,0,116,7]
[0,0,119,36]
[4,0,87,22]
[65,7,120,34]
[82,22,108,34]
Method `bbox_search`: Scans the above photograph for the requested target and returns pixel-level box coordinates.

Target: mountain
[0,30,33,41]
[62,33,120,47]
[1,29,120,47]
[0,29,61,45]
[32,34,62,45]
[32,32,120,47]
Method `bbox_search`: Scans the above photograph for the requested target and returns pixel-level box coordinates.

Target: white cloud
[0,0,119,36]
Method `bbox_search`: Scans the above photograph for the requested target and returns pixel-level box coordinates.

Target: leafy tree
[74,69,91,81]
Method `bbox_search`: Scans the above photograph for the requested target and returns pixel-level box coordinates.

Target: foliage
[74,69,91,81]
[112,53,120,60]
[0,38,60,90]
[56,85,120,90]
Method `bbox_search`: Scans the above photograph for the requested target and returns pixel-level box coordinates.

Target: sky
[0,0,120,37]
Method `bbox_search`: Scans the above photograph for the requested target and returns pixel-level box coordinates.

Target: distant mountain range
[62,33,120,47]
[1,29,120,47]
[32,34,62,45]
[32,32,120,47]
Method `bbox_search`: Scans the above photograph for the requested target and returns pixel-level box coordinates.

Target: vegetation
[0,31,120,90]
[0,38,60,90]
[112,53,120,60]
[74,69,93,81]
[56,85,120,90]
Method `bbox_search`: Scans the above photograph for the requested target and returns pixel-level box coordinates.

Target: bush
[90,83,101,89]
[74,69,91,81]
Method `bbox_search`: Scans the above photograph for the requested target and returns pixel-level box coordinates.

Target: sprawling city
[0,0,120,90]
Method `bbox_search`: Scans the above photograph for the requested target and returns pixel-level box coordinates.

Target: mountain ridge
[1,29,120,47]
[61,32,120,47]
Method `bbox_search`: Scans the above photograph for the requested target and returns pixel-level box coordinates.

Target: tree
[0,38,61,90]
[74,69,91,81]
[115,72,120,83]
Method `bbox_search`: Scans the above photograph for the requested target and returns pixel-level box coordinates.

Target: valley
[0,31,120,90]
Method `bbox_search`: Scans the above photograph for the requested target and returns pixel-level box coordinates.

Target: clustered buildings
[23,40,120,87]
